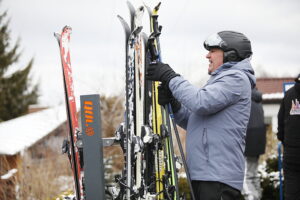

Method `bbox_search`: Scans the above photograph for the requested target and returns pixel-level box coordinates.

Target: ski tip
[143,3,152,17]
[62,25,72,34]
[136,5,145,20]
[154,2,161,12]
[117,14,124,21]
[143,2,160,16]
[126,1,135,13]
[117,15,131,36]
[117,15,129,27]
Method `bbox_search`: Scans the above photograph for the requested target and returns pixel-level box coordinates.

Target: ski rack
[55,2,195,199]
[80,94,105,199]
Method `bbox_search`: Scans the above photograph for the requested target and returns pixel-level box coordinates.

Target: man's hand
[146,61,179,85]
[158,84,181,113]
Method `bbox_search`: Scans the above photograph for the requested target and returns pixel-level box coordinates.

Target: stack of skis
[54,2,194,200]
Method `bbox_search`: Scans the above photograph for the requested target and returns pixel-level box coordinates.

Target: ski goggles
[203,33,226,50]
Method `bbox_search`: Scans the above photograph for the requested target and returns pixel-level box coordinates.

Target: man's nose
[206,52,210,58]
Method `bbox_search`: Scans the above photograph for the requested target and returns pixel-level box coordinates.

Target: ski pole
[165,104,196,200]
[278,142,283,200]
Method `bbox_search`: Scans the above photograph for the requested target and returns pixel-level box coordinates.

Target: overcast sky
[2,0,300,106]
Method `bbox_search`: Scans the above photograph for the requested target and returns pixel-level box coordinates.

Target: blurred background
[0,0,299,199]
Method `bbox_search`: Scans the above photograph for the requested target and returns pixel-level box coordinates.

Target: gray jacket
[169,58,256,191]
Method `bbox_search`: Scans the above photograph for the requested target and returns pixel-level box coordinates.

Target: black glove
[146,61,179,85]
[158,84,181,113]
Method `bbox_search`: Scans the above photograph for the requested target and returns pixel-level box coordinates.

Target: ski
[54,26,83,200]
[116,15,131,200]
[144,3,170,199]
[117,2,145,199]
[128,3,162,199]
[132,5,146,199]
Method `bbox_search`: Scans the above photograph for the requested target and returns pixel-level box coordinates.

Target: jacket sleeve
[169,72,247,115]
[277,98,285,143]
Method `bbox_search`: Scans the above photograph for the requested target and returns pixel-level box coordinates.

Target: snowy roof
[262,93,284,100]
[0,106,66,155]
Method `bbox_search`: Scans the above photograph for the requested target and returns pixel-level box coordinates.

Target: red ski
[54,26,83,200]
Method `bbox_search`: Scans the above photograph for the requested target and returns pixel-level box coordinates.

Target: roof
[0,106,66,155]
[256,77,295,94]
[256,77,295,102]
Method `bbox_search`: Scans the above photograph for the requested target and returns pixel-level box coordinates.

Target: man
[277,74,300,200]
[146,31,256,199]
[242,88,266,200]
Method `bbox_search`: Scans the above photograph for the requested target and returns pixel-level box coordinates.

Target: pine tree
[0,11,38,122]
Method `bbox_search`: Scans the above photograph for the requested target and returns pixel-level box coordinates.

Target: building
[256,77,295,132]
[0,106,68,199]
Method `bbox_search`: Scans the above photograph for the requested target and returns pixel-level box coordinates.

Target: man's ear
[224,50,238,62]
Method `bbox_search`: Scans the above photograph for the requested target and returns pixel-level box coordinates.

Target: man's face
[206,48,224,75]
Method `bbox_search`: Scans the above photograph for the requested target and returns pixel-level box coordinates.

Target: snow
[1,168,17,180]
[0,106,66,155]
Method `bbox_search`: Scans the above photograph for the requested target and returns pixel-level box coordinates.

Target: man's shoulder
[284,86,297,98]
[214,68,248,82]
